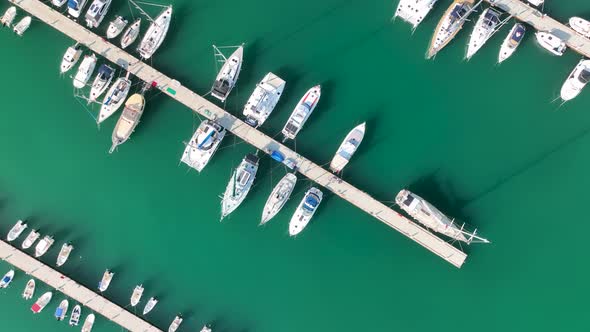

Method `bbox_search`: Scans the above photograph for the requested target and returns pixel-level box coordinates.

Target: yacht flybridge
[211,45,244,102]
[394,0,438,29]
[466,7,502,60]
[427,0,477,59]
[243,72,285,127]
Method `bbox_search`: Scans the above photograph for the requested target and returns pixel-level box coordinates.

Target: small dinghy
[200,325,213,332]
[7,220,27,242]
[69,304,82,326]
[168,315,183,332]
[289,187,323,236]
[98,269,114,292]
[535,32,566,56]
[130,284,144,307]
[73,54,97,89]
[106,15,127,39]
[22,279,35,300]
[570,17,590,38]
[260,173,297,225]
[211,46,244,102]
[120,18,141,49]
[0,270,14,288]
[31,292,52,314]
[498,23,525,63]
[60,44,83,74]
[560,59,590,101]
[89,64,114,101]
[281,85,321,141]
[35,235,54,257]
[143,297,158,315]
[81,313,95,332]
[56,243,74,267]
[98,76,131,123]
[1,6,17,27]
[22,229,40,249]
[54,299,69,321]
[13,16,31,36]
[329,122,366,173]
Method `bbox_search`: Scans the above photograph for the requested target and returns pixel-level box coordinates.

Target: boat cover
[271,151,285,162]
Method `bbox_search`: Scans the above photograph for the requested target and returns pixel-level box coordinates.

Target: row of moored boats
[0,6,31,36]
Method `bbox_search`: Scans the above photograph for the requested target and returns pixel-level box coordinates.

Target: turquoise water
[0,0,589,331]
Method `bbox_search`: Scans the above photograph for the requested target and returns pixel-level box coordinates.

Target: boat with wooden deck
[427,0,476,58]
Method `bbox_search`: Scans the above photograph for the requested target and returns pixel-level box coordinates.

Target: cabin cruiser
[56,243,74,267]
[130,284,144,307]
[211,46,244,102]
[570,17,590,38]
[121,19,141,49]
[73,54,97,89]
[68,0,88,19]
[143,297,158,315]
[1,6,17,27]
[168,315,183,332]
[22,229,40,249]
[221,153,260,220]
[52,0,68,7]
[82,314,95,332]
[560,59,590,101]
[35,235,54,257]
[13,16,31,36]
[60,44,83,74]
[535,32,566,56]
[261,173,297,225]
[243,72,285,127]
[55,299,69,321]
[98,76,132,123]
[0,270,14,288]
[106,16,127,39]
[31,292,52,313]
[329,123,365,173]
[110,93,146,153]
[98,269,114,292]
[7,220,27,242]
[69,305,82,326]
[289,187,323,236]
[281,85,321,141]
[427,0,475,58]
[85,0,111,28]
[466,8,501,60]
[394,0,438,29]
[181,120,226,172]
[22,279,35,300]
[138,6,172,59]
[89,64,114,101]
[498,23,525,63]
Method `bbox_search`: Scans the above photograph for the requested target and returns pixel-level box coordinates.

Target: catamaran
[168,315,183,332]
[281,85,321,141]
[498,23,525,63]
[56,243,74,267]
[73,54,97,89]
[289,187,323,236]
[55,299,69,321]
[85,0,112,28]
[466,7,501,60]
[261,173,297,225]
[394,0,438,29]
[181,120,226,172]
[82,313,95,332]
[427,0,476,59]
[7,220,27,242]
[221,153,260,220]
[1,6,17,27]
[535,32,566,56]
[329,123,365,173]
[13,16,31,36]
[106,16,127,39]
[22,279,35,300]
[211,46,244,102]
[98,269,114,292]
[31,292,52,314]
[143,297,158,315]
[121,19,141,49]
[560,59,590,101]
[98,76,131,123]
[0,270,14,288]
[60,44,83,74]
[35,235,54,257]
[243,72,286,127]
[89,64,114,101]
[22,229,40,249]
[138,6,173,59]
[130,284,144,307]
[570,17,590,38]
[109,93,146,153]
[69,305,82,326]
[51,0,68,7]
[68,0,88,19]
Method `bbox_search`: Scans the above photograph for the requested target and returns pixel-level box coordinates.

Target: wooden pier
[0,239,161,332]
[7,0,468,268]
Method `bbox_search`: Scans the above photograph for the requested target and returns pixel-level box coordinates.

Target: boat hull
[261,173,297,224]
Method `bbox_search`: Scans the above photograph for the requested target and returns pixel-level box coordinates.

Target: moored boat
[1,6,17,27]
[73,54,97,89]
[0,270,14,288]
[34,235,54,257]
[54,299,69,321]
[143,297,158,315]
[31,292,52,313]
[56,243,74,267]
[329,122,366,173]
[109,93,146,153]
[570,17,590,38]
[22,229,40,249]
[121,18,141,49]
[138,6,172,59]
[427,0,475,59]
[526,0,544,6]
[200,325,213,332]
[85,0,112,28]
[535,31,566,56]
[130,284,144,307]
[289,187,323,236]
[243,72,285,127]
[211,46,244,102]
[69,304,82,326]
[394,0,438,29]
[81,313,95,332]
[106,15,127,39]
[560,59,590,101]
[68,0,88,19]
[221,153,260,220]
[98,269,114,292]
[13,16,31,36]
[181,120,226,172]
[466,7,501,60]
[281,85,321,141]
[168,315,183,332]
[98,76,132,123]
[261,173,297,225]
[51,0,68,7]
[60,44,83,74]
[498,23,525,63]
[7,220,27,242]
[22,279,35,300]
[89,64,115,101]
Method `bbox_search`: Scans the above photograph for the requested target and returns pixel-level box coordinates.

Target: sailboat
[329,122,366,173]
[22,279,35,300]
[394,0,438,29]
[73,54,97,89]
[56,243,74,267]
[54,299,69,321]
[560,59,590,102]
[60,44,83,74]
[137,5,173,59]
[260,173,297,225]
[570,17,590,38]
[81,313,95,332]
[98,76,132,123]
[168,315,183,332]
[121,19,141,49]
[281,85,321,141]
[143,297,158,315]
[535,32,566,56]
[89,64,114,101]
[7,220,27,242]
[85,0,112,28]
[13,16,31,36]
[289,187,323,236]
[68,0,88,19]
[69,305,82,326]
[427,0,476,58]
[498,23,525,63]
[180,120,226,172]
[466,7,501,60]
[34,235,54,257]
[0,270,14,288]
[109,93,146,153]
[243,72,286,127]
[22,229,40,249]
[211,45,244,102]
[221,153,260,220]
[106,16,128,39]
[98,269,114,292]
[31,292,52,313]
[1,6,17,27]
[130,284,144,307]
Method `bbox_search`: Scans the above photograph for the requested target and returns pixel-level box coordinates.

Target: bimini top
[303,194,320,213]
[97,64,113,78]
[450,4,469,22]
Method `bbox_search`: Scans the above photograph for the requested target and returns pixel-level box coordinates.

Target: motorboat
[394,0,438,29]
[98,269,114,292]
[85,0,111,28]
[89,64,114,101]
[13,16,31,36]
[130,284,144,307]
[0,270,14,288]
[535,32,566,56]
[52,0,68,7]
[56,243,74,267]
[73,54,97,89]
[526,0,543,6]
[168,315,183,332]
[22,229,40,249]
[143,297,158,315]
[221,153,260,220]
[121,19,141,49]
[109,93,146,153]
[329,122,366,172]
[138,6,172,59]
[560,59,590,101]
[69,305,82,326]
[243,72,285,127]
[260,173,297,225]
[60,44,83,74]
[466,8,501,60]
[106,16,127,39]
[55,299,69,321]
[7,220,27,242]
[82,313,95,332]
[289,187,323,236]
[68,0,88,19]
[427,0,475,58]
[22,279,35,300]
[200,325,213,332]
[98,76,132,123]
[34,235,54,257]
[281,85,321,141]
[180,120,226,172]
[570,17,590,38]
[31,292,52,313]
[498,23,525,63]
[211,46,244,102]
[1,6,16,27]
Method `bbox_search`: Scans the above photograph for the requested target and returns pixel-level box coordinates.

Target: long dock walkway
[7,0,467,268]
[0,239,161,332]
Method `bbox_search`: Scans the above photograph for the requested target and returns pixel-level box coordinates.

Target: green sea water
[1,0,589,331]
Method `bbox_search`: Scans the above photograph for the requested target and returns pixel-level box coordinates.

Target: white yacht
[130,284,144,307]
[106,16,127,39]
[110,93,146,153]
[82,314,95,332]
[98,269,114,292]
[89,64,114,101]
[98,76,132,123]
[55,299,69,321]
[143,297,158,315]
[261,173,297,225]
[1,6,17,27]
[31,292,52,314]
[85,0,111,28]
[181,120,226,172]
[526,0,543,6]
[394,0,438,29]
[13,16,31,36]
[221,153,260,220]
[73,54,97,89]
[22,279,35,300]
[281,85,321,141]
[168,315,183,332]
[427,0,475,58]
[560,59,590,101]
[35,235,54,257]
[570,17,590,38]
[52,0,68,7]
[200,325,212,332]
[289,187,323,236]
[67,0,88,19]
[0,270,14,288]
[329,123,366,173]
[60,44,83,74]
[211,46,244,102]
[466,8,501,60]
[535,32,566,56]
[121,19,141,49]
[138,6,172,59]
[498,23,525,63]
[56,243,74,267]
[69,305,82,326]
[22,229,40,249]
[7,220,27,242]
[243,72,285,127]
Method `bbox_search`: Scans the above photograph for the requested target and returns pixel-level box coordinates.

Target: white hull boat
[526,0,543,6]
[35,235,54,257]
[56,243,74,267]
[82,314,95,332]
[130,285,144,307]
[535,32,566,56]
[52,0,68,7]
[73,54,97,89]
[69,305,82,326]
[68,0,88,19]
[110,93,146,153]
[85,0,111,28]
[181,120,226,172]
[89,64,114,101]
[54,299,69,321]
[60,44,83,74]
[106,16,127,39]
[570,17,590,38]
[22,279,35,300]
[0,270,14,288]
[289,187,323,236]
[466,8,501,60]
[1,6,17,27]
[13,16,31,36]
[243,72,285,127]
[200,325,212,332]
[427,0,475,58]
[121,19,141,49]
[394,0,438,29]
[221,153,260,220]
[498,23,525,63]
[7,220,27,242]
[22,229,40,249]
[143,297,158,315]
[211,46,244,102]
[98,269,114,292]
[138,6,172,59]
[261,173,297,225]
[329,122,366,173]
[560,59,590,101]
[98,77,131,123]
[281,85,321,141]
[168,315,183,332]
[31,292,52,313]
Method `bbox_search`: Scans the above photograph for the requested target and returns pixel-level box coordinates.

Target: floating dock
[0,239,161,332]
[7,0,467,268]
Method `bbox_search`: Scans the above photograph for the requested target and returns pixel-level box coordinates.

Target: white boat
[56,243,74,267]
[81,313,95,332]
[221,153,260,220]
[427,0,475,58]
[106,15,127,39]
[200,325,212,332]
[22,229,40,249]
[243,72,286,127]
[289,187,323,236]
[260,173,297,225]
[54,299,69,321]
[143,297,158,315]
[560,59,590,101]
[1,6,16,27]
[526,0,543,6]
[73,54,97,89]
[22,279,35,300]
[98,77,132,123]
[394,0,438,29]
[498,23,525,63]
[329,123,366,173]
[13,16,31,36]
[281,85,321,141]
[138,6,172,59]
[98,269,114,292]
[7,220,27,242]
[121,19,141,49]
[109,93,146,153]
[466,8,501,60]
[68,0,88,19]
[85,0,111,28]
[570,17,590,38]
[211,46,244,102]
[535,32,566,56]
[89,64,114,101]
[31,292,52,313]
[130,284,144,307]
[35,235,54,257]
[60,44,83,74]
[51,0,68,7]
[168,315,183,332]
[69,305,82,326]
[181,120,226,172]
[0,270,14,288]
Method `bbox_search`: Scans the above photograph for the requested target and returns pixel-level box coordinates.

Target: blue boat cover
[55,307,63,317]
[67,0,80,9]
[1,276,9,283]
[271,151,285,162]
